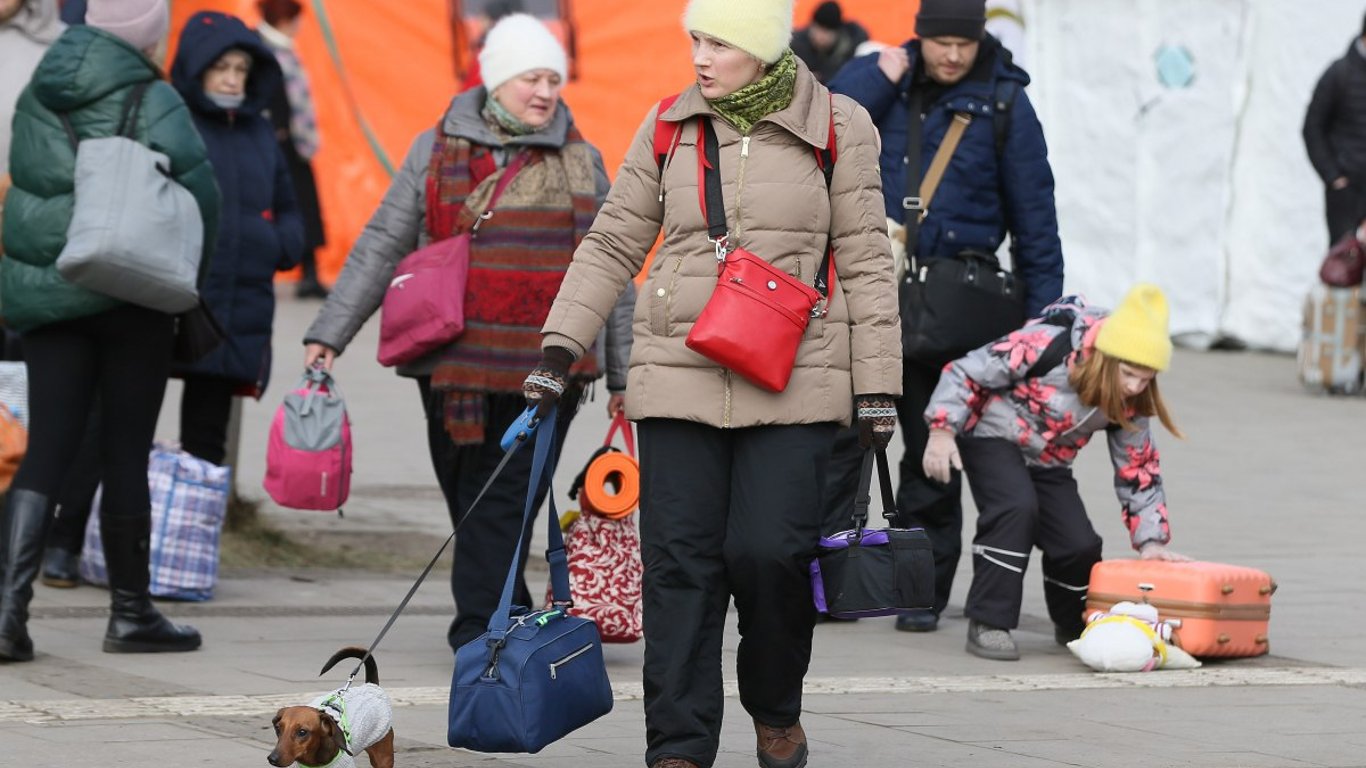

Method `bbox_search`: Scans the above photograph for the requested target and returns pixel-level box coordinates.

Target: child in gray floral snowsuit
[922,285,1188,661]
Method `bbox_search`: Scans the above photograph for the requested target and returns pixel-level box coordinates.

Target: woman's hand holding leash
[922,428,961,484]
[523,346,574,420]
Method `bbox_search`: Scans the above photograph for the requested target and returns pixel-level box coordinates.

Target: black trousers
[179,376,238,466]
[14,306,173,525]
[46,406,103,554]
[1326,181,1366,243]
[958,437,1100,634]
[418,381,580,651]
[821,358,961,615]
[639,418,837,768]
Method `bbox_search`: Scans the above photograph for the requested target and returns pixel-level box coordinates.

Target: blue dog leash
[334,407,552,689]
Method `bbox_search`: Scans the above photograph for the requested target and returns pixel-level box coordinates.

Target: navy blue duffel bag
[448,409,613,753]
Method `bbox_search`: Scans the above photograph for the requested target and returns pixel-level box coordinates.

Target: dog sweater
[304,683,392,768]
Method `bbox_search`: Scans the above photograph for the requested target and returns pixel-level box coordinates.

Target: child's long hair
[1069,349,1182,437]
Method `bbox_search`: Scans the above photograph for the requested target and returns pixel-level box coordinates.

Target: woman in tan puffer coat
[523,2,900,767]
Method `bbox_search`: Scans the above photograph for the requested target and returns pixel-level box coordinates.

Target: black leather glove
[856,394,897,451]
[523,346,575,420]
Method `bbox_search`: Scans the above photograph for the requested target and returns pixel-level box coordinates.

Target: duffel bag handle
[486,409,574,646]
[850,448,897,533]
[298,364,344,417]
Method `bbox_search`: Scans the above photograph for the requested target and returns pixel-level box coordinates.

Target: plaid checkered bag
[0,361,28,429]
[80,443,231,601]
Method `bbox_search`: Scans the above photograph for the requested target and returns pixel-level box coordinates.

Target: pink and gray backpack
[263,367,352,511]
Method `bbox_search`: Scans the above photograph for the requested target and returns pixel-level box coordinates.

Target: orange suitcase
[1085,560,1275,658]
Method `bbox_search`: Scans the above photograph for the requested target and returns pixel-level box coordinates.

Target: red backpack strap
[653,94,684,174]
[812,95,838,310]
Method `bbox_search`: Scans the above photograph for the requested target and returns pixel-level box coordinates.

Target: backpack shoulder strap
[653,94,684,174]
[815,94,836,188]
[117,81,153,139]
[1023,319,1074,379]
[59,113,79,153]
[811,95,838,303]
[992,79,1019,157]
[57,80,152,153]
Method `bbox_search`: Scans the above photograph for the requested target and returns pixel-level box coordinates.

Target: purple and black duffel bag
[810,449,934,619]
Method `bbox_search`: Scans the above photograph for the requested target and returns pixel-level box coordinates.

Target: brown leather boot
[755,719,808,768]
[650,759,700,768]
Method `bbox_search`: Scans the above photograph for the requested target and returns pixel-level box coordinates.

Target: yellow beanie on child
[1095,284,1172,371]
[682,0,795,64]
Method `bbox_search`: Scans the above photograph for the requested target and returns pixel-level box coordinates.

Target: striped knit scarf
[425,130,601,445]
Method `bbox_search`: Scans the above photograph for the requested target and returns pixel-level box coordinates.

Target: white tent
[1022,0,1362,351]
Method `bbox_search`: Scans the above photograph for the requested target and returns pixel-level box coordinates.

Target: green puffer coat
[0,25,219,332]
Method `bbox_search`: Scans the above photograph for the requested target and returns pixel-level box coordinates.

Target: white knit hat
[683,0,795,64]
[478,14,568,93]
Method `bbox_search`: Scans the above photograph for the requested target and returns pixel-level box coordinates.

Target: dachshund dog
[269,646,395,768]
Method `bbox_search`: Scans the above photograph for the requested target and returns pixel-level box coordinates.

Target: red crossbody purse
[682,108,837,392]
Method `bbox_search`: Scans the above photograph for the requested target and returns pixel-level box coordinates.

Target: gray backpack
[55,82,203,314]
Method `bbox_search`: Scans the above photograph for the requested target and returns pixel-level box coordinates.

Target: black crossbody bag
[898,87,1026,366]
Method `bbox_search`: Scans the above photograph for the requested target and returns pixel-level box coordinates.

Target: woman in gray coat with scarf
[301,13,632,652]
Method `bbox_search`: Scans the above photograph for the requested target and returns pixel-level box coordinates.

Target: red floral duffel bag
[545,415,643,643]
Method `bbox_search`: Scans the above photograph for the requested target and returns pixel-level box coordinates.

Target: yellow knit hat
[1095,283,1172,371]
[682,0,795,64]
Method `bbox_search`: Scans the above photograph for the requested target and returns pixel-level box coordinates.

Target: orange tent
[170,1,918,284]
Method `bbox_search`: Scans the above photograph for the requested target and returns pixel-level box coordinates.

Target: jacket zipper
[722,132,746,427]
[548,643,593,679]
[1057,406,1099,440]
[722,370,733,427]
[734,135,750,240]
[666,257,683,332]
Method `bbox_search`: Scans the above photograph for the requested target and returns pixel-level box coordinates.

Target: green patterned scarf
[483,93,540,138]
[707,49,798,135]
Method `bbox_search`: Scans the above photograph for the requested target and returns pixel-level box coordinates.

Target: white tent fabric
[987,0,1027,71]
[1022,0,1362,351]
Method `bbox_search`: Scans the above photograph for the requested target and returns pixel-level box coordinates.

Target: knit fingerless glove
[523,346,575,419]
[856,394,897,451]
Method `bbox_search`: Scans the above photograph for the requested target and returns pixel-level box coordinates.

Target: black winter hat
[812,1,842,30]
[915,0,986,40]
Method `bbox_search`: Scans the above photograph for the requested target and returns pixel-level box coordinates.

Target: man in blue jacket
[826,0,1063,639]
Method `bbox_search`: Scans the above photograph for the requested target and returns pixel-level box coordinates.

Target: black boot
[100,516,201,654]
[0,489,54,662]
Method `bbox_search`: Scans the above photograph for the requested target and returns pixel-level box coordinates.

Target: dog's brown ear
[320,712,352,757]
[272,709,284,731]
